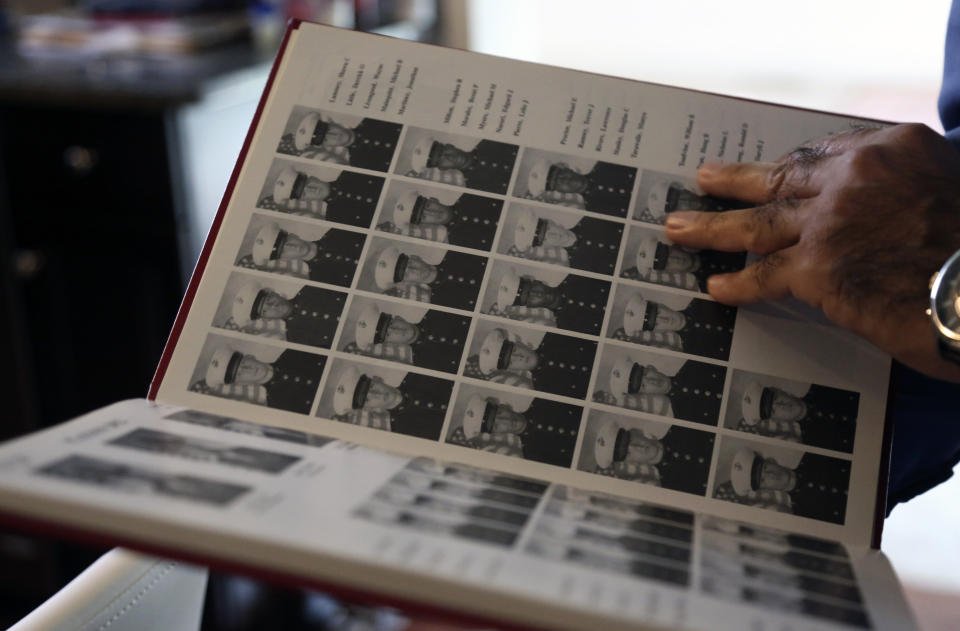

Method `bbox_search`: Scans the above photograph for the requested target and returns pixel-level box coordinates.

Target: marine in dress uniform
[292,112,401,172]
[512,208,623,274]
[608,356,725,425]
[355,303,469,373]
[270,166,382,228]
[477,328,596,399]
[741,382,859,453]
[251,222,364,287]
[392,190,501,250]
[376,487,529,527]
[232,283,344,348]
[333,366,451,440]
[374,245,486,310]
[538,520,690,563]
[410,137,518,194]
[731,448,850,524]
[206,348,324,415]
[641,179,745,224]
[529,540,689,586]
[462,395,583,468]
[361,503,519,546]
[592,420,714,495]
[629,236,747,292]
[496,268,609,335]
[526,159,636,218]
[620,293,737,361]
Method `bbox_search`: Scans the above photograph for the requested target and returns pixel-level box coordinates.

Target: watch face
[932,251,960,341]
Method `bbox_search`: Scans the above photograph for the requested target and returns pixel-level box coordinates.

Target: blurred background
[0,0,955,629]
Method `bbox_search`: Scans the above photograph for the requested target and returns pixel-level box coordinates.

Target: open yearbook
[0,20,913,631]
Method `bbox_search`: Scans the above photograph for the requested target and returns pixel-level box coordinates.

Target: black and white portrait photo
[318,359,453,441]
[213,272,346,349]
[258,158,384,228]
[388,470,542,510]
[496,204,624,275]
[699,574,869,629]
[577,411,715,496]
[463,320,596,399]
[524,535,689,587]
[514,150,637,218]
[482,261,610,336]
[338,297,470,374]
[396,128,519,195]
[530,514,692,567]
[620,226,747,293]
[541,490,693,544]
[354,499,521,547]
[606,284,737,361]
[701,516,848,558]
[189,335,326,415]
[376,180,502,250]
[406,459,549,496]
[109,428,301,474]
[356,237,488,310]
[547,486,694,526]
[164,409,335,448]
[724,370,859,453]
[236,214,365,287]
[38,455,250,507]
[593,346,726,426]
[712,437,851,525]
[278,107,402,172]
[632,169,746,224]
[446,384,584,468]
[698,538,870,630]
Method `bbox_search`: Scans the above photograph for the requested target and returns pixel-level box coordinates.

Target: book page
[0,401,914,631]
[155,23,891,546]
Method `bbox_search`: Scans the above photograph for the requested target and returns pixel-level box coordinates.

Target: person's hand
[663,123,960,382]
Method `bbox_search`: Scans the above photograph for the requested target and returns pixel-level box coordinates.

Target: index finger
[697,159,821,204]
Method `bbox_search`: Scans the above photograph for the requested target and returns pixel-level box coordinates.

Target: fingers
[707,248,799,305]
[665,200,803,254]
[697,158,823,203]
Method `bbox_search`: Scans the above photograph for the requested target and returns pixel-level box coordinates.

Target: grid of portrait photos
[187,106,862,526]
[353,458,548,548]
[699,517,871,628]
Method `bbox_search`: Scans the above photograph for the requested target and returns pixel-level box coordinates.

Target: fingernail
[707,275,726,293]
[665,210,699,231]
[698,162,724,186]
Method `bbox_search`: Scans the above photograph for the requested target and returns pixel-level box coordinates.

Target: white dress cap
[252,223,282,266]
[646,180,675,219]
[462,394,490,439]
[730,447,759,496]
[513,207,539,251]
[623,293,650,336]
[496,268,521,308]
[478,328,508,375]
[634,235,662,274]
[374,246,402,289]
[333,365,363,415]
[272,166,300,201]
[294,112,322,151]
[526,159,551,197]
[593,418,620,469]
[741,381,764,426]
[206,348,236,387]
[392,190,420,226]
[231,283,261,327]
[608,355,637,401]
[355,302,382,349]
[410,136,435,172]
